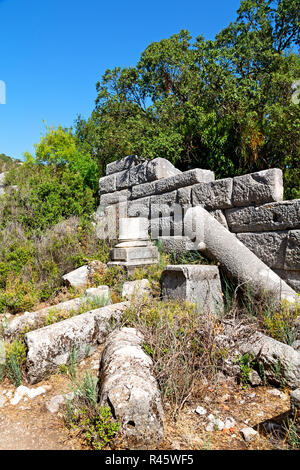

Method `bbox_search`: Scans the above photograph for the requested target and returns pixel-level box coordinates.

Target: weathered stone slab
[161,265,224,315]
[285,230,300,270]
[177,186,192,206]
[131,181,156,199]
[98,327,164,449]
[116,158,181,190]
[232,169,283,206]
[131,169,214,200]
[25,302,128,384]
[99,174,117,195]
[99,189,131,207]
[157,236,197,252]
[130,169,213,200]
[273,270,300,293]
[146,158,181,181]
[192,178,233,210]
[128,197,150,218]
[122,280,151,300]
[237,232,288,269]
[5,287,111,341]
[62,265,89,288]
[239,331,300,389]
[155,168,215,194]
[62,261,107,288]
[112,246,158,262]
[106,155,146,175]
[226,200,300,233]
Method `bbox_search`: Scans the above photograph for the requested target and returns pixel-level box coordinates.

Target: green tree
[27,124,100,195]
[76,0,299,198]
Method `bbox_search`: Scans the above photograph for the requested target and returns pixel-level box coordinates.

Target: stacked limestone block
[96,155,300,292]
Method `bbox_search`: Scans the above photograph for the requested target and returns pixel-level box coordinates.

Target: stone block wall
[96,155,300,292]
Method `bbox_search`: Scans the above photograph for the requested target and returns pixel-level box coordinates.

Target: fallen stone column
[239,331,300,389]
[98,327,164,450]
[184,206,298,304]
[4,286,111,341]
[25,302,128,384]
[216,322,300,388]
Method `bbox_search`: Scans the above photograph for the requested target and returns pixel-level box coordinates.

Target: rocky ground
[0,345,293,451]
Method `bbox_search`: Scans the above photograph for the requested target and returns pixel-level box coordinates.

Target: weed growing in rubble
[236,353,256,387]
[262,299,299,346]
[122,297,225,414]
[60,346,79,379]
[3,339,27,386]
[65,371,120,450]
[283,413,300,450]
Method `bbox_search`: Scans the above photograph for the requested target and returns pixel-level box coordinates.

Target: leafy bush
[236,353,256,387]
[3,163,96,232]
[262,300,300,346]
[0,215,111,313]
[0,123,111,314]
[26,125,100,195]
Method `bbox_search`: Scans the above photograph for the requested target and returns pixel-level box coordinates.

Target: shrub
[65,371,120,450]
[3,163,96,232]
[122,298,225,414]
[0,216,111,313]
[262,300,300,346]
[236,353,256,387]
[2,339,28,386]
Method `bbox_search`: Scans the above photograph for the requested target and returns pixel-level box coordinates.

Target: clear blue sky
[0,0,241,160]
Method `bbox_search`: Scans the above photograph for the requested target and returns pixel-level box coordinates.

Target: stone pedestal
[108,218,159,272]
[161,265,224,316]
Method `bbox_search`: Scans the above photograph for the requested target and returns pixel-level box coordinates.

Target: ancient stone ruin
[96,155,300,294]
[2,155,300,450]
